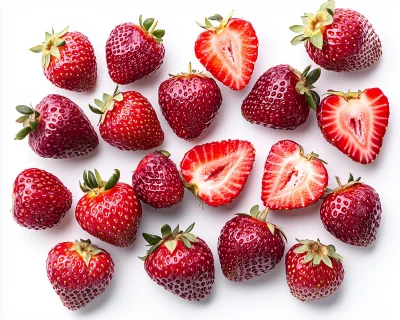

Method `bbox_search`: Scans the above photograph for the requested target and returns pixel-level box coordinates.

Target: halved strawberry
[317,88,389,164]
[194,11,258,91]
[262,140,328,210]
[180,140,256,206]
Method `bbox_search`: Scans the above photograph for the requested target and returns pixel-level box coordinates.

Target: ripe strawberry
[106,16,165,84]
[158,63,222,141]
[290,0,382,72]
[317,88,389,164]
[75,169,142,247]
[30,27,97,92]
[262,140,328,210]
[218,205,287,282]
[194,11,258,90]
[47,239,114,310]
[180,140,256,206]
[12,168,72,230]
[286,239,344,301]
[242,64,321,129]
[89,86,164,151]
[132,150,184,208]
[141,223,214,301]
[15,95,99,159]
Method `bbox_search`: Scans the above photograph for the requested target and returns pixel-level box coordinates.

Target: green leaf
[16,105,34,115]
[303,252,314,264]
[302,65,311,77]
[326,8,334,17]
[291,34,306,46]
[153,29,165,39]
[114,93,123,102]
[320,0,335,11]
[321,255,333,268]
[55,39,66,47]
[309,31,323,49]
[16,115,29,123]
[181,237,192,249]
[89,104,103,115]
[50,46,60,59]
[14,127,31,140]
[313,254,322,265]
[88,171,98,188]
[161,224,172,238]
[322,13,333,26]
[348,173,354,182]
[108,100,115,111]
[208,14,223,21]
[293,244,308,254]
[83,171,90,187]
[196,21,207,29]
[184,223,195,233]
[104,169,120,191]
[56,26,69,37]
[29,45,44,53]
[306,90,320,111]
[147,243,161,255]
[305,68,321,85]
[172,225,180,237]
[267,223,275,235]
[296,82,306,95]
[103,93,112,102]
[44,54,51,69]
[301,15,310,24]
[205,18,213,28]
[296,239,311,245]
[165,239,177,254]
[250,205,259,218]
[139,14,143,28]
[143,233,162,245]
[45,31,52,41]
[94,169,104,187]
[289,25,306,34]
[29,121,38,131]
[143,18,154,31]
[94,99,105,108]
[182,233,198,242]
[79,181,92,193]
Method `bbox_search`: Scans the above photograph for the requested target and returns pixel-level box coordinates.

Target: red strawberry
[262,140,328,210]
[320,174,381,246]
[132,150,184,208]
[317,88,389,164]
[89,86,164,151]
[286,239,344,301]
[47,239,114,310]
[12,168,72,230]
[75,169,142,247]
[158,63,222,141]
[106,16,165,84]
[180,140,256,206]
[218,205,286,282]
[290,0,382,72]
[242,64,321,129]
[15,95,99,159]
[141,223,214,301]
[30,27,97,92]
[194,11,258,90]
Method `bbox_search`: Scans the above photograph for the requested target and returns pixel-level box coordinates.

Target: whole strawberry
[158,63,222,141]
[75,169,142,247]
[47,239,114,310]
[141,223,215,301]
[242,65,321,129]
[89,87,164,151]
[290,0,382,72]
[218,205,286,282]
[30,27,97,91]
[132,150,184,208]
[286,239,344,301]
[106,16,165,84]
[12,168,72,230]
[321,174,382,246]
[15,95,99,159]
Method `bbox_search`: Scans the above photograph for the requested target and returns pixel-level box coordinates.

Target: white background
[0,1,399,319]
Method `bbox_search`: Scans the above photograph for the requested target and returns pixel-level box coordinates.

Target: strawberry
[194,11,258,90]
[290,0,382,72]
[320,174,382,247]
[89,86,164,151]
[141,223,214,301]
[317,88,389,164]
[106,16,165,84]
[218,205,286,282]
[242,64,321,129]
[158,63,222,141]
[30,27,97,92]
[286,239,344,302]
[180,140,256,207]
[47,239,114,310]
[12,168,72,230]
[15,95,99,159]
[75,169,142,247]
[262,140,328,210]
[132,150,184,208]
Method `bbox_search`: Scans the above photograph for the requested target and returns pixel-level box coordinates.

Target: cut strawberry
[262,140,328,210]
[317,88,389,164]
[180,140,256,206]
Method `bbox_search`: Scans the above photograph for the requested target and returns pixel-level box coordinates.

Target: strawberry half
[180,140,256,207]
[262,140,328,210]
[317,88,389,164]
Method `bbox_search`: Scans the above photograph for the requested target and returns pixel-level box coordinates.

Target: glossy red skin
[106,23,165,84]
[158,74,222,141]
[242,65,309,130]
[12,168,72,230]
[320,183,381,246]
[218,215,285,282]
[75,183,142,247]
[100,91,164,151]
[144,238,214,301]
[28,94,99,159]
[44,31,97,92]
[46,242,114,310]
[305,8,381,72]
[285,243,344,302]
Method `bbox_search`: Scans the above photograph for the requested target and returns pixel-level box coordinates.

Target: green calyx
[326,173,362,194]
[326,90,363,101]
[89,85,124,125]
[168,62,212,79]
[196,10,234,33]
[69,239,103,267]
[14,105,40,140]
[298,143,328,164]
[289,65,321,111]
[30,26,69,69]
[80,169,120,195]
[157,150,171,158]
[290,0,335,50]
[138,15,165,43]
[140,223,198,260]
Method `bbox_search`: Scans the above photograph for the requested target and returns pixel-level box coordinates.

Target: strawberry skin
[12,168,72,230]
